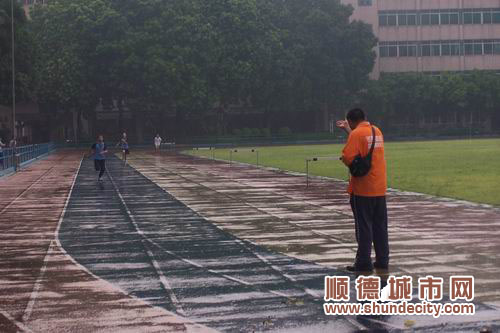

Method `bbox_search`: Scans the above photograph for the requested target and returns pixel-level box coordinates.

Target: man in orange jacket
[337,108,389,273]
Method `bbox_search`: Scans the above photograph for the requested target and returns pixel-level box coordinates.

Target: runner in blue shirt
[116,132,129,164]
[89,134,108,181]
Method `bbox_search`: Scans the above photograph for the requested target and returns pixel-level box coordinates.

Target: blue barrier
[0,143,56,176]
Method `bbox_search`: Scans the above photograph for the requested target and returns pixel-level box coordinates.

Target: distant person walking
[337,108,389,273]
[116,132,129,164]
[154,134,162,153]
[0,138,5,169]
[89,134,108,181]
[9,136,16,150]
[9,137,18,170]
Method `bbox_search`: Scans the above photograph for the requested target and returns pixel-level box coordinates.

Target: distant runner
[116,132,129,163]
[89,134,108,181]
[9,137,18,170]
[0,138,5,169]
[154,134,162,153]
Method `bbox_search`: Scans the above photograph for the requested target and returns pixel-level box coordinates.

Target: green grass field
[188,138,500,206]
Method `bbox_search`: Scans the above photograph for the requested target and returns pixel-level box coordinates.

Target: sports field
[189,138,500,206]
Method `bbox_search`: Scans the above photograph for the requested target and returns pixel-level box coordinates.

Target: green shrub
[278,127,292,136]
[261,128,271,137]
[233,128,242,136]
[251,128,261,136]
[241,127,252,137]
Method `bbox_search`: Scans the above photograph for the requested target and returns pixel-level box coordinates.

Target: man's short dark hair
[346,108,366,123]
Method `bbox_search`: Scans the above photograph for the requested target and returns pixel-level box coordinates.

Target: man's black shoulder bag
[349,126,376,177]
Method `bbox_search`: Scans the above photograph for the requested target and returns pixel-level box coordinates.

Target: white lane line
[234,239,322,299]
[20,157,83,324]
[0,309,35,333]
[22,240,54,323]
[109,163,301,301]
[144,244,186,316]
[0,166,55,215]
[106,168,187,317]
[54,158,213,331]
[131,156,370,330]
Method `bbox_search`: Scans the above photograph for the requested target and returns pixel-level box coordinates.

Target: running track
[1,150,500,332]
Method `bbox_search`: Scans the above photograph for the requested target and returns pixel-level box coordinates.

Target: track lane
[60,156,365,332]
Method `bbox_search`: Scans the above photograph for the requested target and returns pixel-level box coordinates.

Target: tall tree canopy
[29,0,377,138]
[0,0,33,107]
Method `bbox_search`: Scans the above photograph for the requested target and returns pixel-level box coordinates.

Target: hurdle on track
[229,148,259,166]
[161,142,176,151]
[305,156,341,188]
[192,146,216,159]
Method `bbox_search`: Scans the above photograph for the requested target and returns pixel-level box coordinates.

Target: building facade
[342,0,500,78]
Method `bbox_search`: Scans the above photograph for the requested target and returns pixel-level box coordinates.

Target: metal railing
[0,143,56,173]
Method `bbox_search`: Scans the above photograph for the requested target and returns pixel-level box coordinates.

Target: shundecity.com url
[324,301,475,318]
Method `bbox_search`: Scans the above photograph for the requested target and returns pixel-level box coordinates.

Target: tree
[31,0,127,141]
[0,0,33,108]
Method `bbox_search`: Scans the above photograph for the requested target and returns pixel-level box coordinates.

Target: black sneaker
[345,265,373,273]
[374,262,389,270]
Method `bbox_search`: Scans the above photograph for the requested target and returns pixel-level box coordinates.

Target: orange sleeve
[342,132,360,167]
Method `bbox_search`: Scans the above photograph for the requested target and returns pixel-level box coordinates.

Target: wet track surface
[123,151,500,331]
[3,150,500,332]
[0,151,214,333]
[60,157,366,332]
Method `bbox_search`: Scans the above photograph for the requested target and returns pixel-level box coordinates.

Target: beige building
[342,0,500,78]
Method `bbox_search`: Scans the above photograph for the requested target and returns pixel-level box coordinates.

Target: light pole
[11,0,16,141]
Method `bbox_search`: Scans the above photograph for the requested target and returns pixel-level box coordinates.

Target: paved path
[0,151,213,333]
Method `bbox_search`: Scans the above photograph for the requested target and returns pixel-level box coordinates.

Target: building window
[380,8,500,27]
[399,45,408,57]
[464,42,483,55]
[379,15,387,26]
[441,43,460,56]
[407,14,417,25]
[421,45,431,56]
[381,40,500,58]
[420,44,441,56]
[484,42,493,54]
[463,12,482,24]
[388,45,397,57]
[430,13,440,25]
[380,46,388,57]
[379,45,397,57]
[431,44,441,56]
[421,13,430,25]
[493,12,500,23]
[379,14,397,26]
[358,0,372,6]
[440,13,450,25]
[387,14,397,26]
[398,14,407,26]
[440,13,459,25]
[483,12,492,24]
[398,45,417,57]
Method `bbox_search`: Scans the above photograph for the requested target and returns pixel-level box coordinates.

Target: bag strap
[368,126,376,157]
